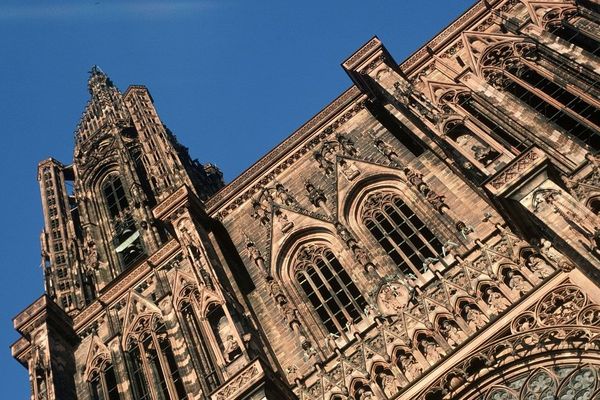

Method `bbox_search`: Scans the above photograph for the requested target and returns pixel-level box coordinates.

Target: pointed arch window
[480,41,600,150]
[439,89,531,154]
[126,317,186,400]
[362,191,443,279]
[294,245,367,335]
[550,20,600,56]
[88,359,121,400]
[103,175,129,218]
[179,297,221,392]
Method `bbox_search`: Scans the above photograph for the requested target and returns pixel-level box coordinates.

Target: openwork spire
[87,65,115,96]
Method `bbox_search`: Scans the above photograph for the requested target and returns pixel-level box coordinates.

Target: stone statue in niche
[420,337,443,364]
[463,304,488,330]
[526,254,554,279]
[506,271,533,295]
[439,320,466,347]
[223,334,241,362]
[251,200,270,226]
[355,386,375,400]
[398,352,422,381]
[378,371,400,398]
[485,288,511,315]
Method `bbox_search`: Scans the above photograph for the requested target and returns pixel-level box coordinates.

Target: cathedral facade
[11,1,600,399]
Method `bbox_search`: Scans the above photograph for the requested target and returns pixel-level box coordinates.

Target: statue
[507,271,532,295]
[420,338,442,363]
[464,305,488,330]
[275,184,295,206]
[526,254,554,279]
[398,352,422,381]
[224,335,241,362]
[440,320,465,347]
[486,288,511,315]
[379,371,400,398]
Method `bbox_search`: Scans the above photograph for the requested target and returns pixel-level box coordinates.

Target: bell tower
[37,66,225,312]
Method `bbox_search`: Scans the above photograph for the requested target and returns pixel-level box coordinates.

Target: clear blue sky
[0,0,474,396]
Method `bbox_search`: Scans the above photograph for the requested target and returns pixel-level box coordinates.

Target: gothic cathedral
[11,1,600,399]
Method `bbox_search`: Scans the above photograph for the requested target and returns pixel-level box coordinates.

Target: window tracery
[294,244,367,335]
[479,40,600,150]
[481,364,600,400]
[361,191,443,279]
[177,286,221,393]
[87,357,120,400]
[125,315,186,400]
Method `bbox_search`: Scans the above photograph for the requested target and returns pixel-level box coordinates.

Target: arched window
[480,41,600,150]
[550,21,600,56]
[294,244,367,335]
[444,120,500,166]
[455,92,531,153]
[126,318,186,400]
[362,191,443,279]
[89,362,120,400]
[102,175,128,218]
[180,300,221,392]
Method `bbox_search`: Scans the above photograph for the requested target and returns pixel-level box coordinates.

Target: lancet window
[362,191,443,279]
[178,293,221,393]
[294,244,367,335]
[88,361,120,400]
[440,90,530,154]
[550,17,600,57]
[101,174,145,271]
[480,40,600,150]
[102,175,128,219]
[125,317,186,400]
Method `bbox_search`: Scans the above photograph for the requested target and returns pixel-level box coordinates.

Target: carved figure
[375,138,401,166]
[379,371,400,398]
[355,386,374,400]
[526,254,554,279]
[336,134,357,156]
[251,201,270,225]
[335,222,357,248]
[507,271,533,295]
[275,184,295,206]
[440,320,465,347]
[486,289,511,315]
[224,335,241,362]
[539,238,575,272]
[420,338,442,363]
[398,352,422,381]
[464,305,487,330]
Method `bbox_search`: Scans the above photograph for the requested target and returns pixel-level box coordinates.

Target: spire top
[87,65,115,95]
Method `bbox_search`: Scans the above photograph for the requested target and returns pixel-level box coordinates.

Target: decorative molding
[211,359,264,400]
[73,239,180,330]
[207,96,366,220]
[486,147,546,195]
[153,185,189,220]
